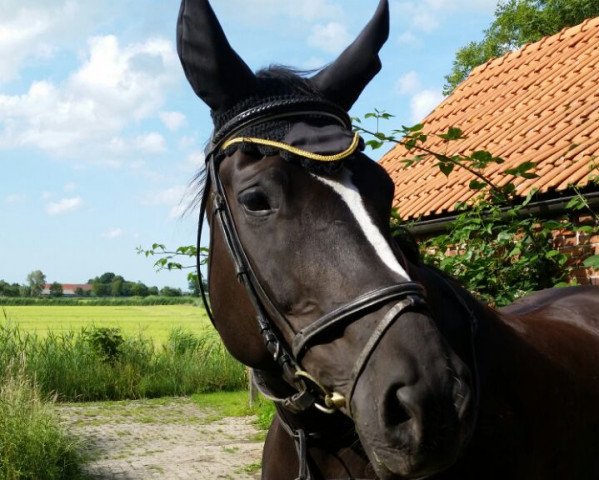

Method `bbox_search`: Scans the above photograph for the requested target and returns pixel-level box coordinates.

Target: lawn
[1,305,210,344]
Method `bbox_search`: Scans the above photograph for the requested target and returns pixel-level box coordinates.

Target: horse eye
[238,188,272,214]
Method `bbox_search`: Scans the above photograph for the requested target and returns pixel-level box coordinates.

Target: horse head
[178,1,476,477]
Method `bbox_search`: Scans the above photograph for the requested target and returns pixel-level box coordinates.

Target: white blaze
[314,170,411,281]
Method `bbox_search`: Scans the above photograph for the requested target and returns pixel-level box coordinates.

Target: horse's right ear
[311,0,389,111]
[177,0,257,111]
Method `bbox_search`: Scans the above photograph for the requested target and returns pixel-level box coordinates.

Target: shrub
[0,323,246,402]
[0,365,83,480]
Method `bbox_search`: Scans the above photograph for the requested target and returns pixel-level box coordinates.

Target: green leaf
[469,150,496,168]
[522,188,538,206]
[439,127,465,141]
[406,123,424,132]
[439,162,454,176]
[504,161,538,178]
[366,140,384,150]
[583,255,599,268]
[469,180,487,190]
[565,196,587,210]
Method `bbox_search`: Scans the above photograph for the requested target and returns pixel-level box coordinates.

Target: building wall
[412,212,598,287]
[553,214,599,286]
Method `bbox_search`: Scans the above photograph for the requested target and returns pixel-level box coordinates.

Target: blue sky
[0,0,498,290]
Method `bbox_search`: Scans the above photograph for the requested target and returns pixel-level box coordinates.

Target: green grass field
[1,305,211,344]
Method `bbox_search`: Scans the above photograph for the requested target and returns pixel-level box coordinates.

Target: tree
[160,286,182,297]
[49,282,63,297]
[0,281,20,297]
[110,279,123,297]
[74,287,86,296]
[444,0,599,94]
[26,270,46,297]
[91,281,110,297]
[98,272,116,284]
[131,282,149,297]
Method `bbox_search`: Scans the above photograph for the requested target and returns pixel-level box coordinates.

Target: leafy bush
[421,199,570,306]
[0,365,83,480]
[358,114,598,306]
[82,327,125,363]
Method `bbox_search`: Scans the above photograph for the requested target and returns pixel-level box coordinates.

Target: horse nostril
[384,384,412,426]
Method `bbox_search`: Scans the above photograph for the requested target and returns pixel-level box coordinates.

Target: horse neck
[412,263,598,455]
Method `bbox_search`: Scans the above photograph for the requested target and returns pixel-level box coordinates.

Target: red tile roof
[379,17,599,221]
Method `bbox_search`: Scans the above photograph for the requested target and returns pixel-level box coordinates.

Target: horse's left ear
[311,0,389,111]
[176,0,256,111]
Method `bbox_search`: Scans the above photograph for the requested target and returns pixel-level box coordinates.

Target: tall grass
[0,364,83,480]
[0,296,197,306]
[0,323,246,402]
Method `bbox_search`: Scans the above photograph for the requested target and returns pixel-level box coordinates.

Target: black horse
[176,1,599,478]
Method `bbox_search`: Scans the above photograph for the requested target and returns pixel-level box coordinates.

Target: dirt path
[57,398,263,480]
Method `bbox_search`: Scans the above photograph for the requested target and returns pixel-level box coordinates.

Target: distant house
[41,283,92,297]
[380,17,599,285]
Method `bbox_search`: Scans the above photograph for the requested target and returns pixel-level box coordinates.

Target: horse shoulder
[500,285,599,333]
[497,285,599,394]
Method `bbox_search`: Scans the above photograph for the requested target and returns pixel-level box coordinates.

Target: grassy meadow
[1,305,210,344]
[0,304,265,479]
[0,304,247,401]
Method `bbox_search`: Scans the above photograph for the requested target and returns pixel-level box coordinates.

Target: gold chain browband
[221,131,361,163]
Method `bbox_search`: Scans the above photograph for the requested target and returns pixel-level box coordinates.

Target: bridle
[197,97,427,413]
[196,98,430,479]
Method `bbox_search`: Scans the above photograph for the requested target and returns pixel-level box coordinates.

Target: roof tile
[380,17,599,220]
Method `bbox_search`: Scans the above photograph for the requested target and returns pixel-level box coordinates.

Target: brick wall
[552,214,599,286]
[412,212,599,286]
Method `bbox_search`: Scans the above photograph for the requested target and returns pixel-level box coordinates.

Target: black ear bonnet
[177,0,389,168]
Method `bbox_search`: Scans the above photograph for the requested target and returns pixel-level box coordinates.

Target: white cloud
[301,57,327,71]
[293,0,344,21]
[395,71,421,95]
[181,151,205,173]
[392,0,496,43]
[178,135,197,150]
[102,227,123,239]
[397,31,420,46]
[410,89,444,122]
[63,182,77,192]
[135,133,166,154]
[221,0,343,23]
[159,111,186,131]
[0,34,179,164]
[5,193,25,204]
[46,196,82,215]
[308,22,352,54]
[141,185,195,219]
[413,12,439,33]
[0,1,93,84]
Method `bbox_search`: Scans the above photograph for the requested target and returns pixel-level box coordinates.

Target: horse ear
[176,0,256,111]
[311,0,389,111]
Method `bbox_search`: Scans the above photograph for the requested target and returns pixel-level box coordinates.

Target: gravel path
[56,398,263,480]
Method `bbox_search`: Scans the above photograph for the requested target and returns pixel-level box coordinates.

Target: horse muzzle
[348,309,476,479]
